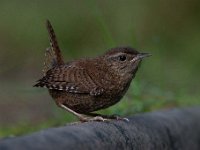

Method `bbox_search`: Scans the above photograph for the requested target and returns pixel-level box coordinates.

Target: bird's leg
[58,104,108,122]
[85,112,129,122]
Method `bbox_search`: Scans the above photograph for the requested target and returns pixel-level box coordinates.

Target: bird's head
[103,46,151,76]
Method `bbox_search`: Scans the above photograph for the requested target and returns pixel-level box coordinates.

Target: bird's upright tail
[43,20,64,75]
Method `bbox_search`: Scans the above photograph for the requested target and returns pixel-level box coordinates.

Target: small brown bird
[34,20,151,122]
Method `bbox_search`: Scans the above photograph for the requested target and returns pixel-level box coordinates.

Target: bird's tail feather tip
[33,83,44,87]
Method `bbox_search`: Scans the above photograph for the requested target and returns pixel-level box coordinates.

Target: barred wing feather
[34,66,104,96]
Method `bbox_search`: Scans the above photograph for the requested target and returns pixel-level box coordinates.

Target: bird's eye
[119,55,126,61]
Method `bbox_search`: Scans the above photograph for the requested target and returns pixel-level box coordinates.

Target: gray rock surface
[0,107,200,150]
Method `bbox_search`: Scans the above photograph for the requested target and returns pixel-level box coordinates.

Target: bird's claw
[91,116,109,122]
[114,116,129,122]
[110,115,129,122]
[79,116,109,122]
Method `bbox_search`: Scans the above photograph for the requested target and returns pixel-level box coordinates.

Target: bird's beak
[130,52,151,62]
[137,53,152,60]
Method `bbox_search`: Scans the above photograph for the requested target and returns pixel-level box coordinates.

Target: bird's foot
[79,116,109,122]
[85,113,129,122]
[108,115,129,122]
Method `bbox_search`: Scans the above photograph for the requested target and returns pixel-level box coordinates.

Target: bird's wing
[34,65,104,96]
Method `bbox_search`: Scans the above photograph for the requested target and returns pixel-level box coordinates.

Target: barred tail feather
[46,20,64,66]
[33,82,45,87]
[33,77,47,88]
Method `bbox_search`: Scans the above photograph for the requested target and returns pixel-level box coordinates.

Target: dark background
[0,0,200,137]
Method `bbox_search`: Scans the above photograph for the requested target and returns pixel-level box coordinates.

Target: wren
[34,20,151,122]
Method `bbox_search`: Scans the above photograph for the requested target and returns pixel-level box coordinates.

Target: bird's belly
[49,90,122,113]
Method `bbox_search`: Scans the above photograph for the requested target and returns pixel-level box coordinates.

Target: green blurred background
[0,0,200,137]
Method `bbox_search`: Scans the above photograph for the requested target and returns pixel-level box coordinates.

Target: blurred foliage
[0,0,200,138]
